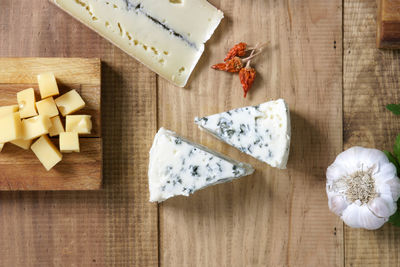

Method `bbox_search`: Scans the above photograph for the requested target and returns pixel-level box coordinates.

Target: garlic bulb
[326,146,400,230]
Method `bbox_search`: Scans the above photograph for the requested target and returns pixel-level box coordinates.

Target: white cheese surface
[148,128,254,202]
[53,0,223,87]
[195,99,291,169]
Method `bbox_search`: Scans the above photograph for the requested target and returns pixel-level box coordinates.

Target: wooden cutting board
[0,58,102,190]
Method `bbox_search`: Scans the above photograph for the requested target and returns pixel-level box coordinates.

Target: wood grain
[0,58,102,190]
[0,58,100,85]
[377,0,400,48]
[0,139,101,190]
[344,0,400,266]
[0,1,158,266]
[158,0,343,266]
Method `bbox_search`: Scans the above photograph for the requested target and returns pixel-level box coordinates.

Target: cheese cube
[0,143,4,152]
[65,115,92,134]
[17,88,37,119]
[22,115,52,140]
[0,105,19,117]
[0,112,23,143]
[36,97,59,117]
[59,132,80,153]
[37,72,59,98]
[31,135,62,171]
[10,138,32,150]
[54,90,85,116]
[48,116,65,137]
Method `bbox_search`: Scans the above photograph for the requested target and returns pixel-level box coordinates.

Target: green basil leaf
[389,201,400,227]
[384,150,400,175]
[394,135,400,162]
[385,150,400,226]
[387,104,400,115]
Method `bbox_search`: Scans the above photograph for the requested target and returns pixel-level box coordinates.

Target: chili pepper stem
[244,44,258,67]
[246,60,251,68]
[242,42,269,64]
[246,42,269,52]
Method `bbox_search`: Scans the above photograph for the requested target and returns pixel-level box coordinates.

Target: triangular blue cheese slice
[195,99,291,169]
[148,128,254,202]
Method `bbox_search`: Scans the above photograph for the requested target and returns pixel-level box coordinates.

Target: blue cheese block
[148,128,254,202]
[52,0,223,87]
[195,99,291,169]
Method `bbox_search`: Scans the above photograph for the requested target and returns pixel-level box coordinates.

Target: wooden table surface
[0,0,399,266]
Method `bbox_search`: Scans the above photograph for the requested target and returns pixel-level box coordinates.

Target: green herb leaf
[387,104,400,115]
[384,150,400,175]
[389,201,400,227]
[394,135,400,162]
[385,149,400,226]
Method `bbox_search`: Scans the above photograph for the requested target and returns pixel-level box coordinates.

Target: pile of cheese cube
[0,73,92,171]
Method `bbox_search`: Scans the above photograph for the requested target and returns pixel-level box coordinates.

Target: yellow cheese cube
[10,138,32,150]
[59,132,80,153]
[0,112,23,143]
[54,90,85,116]
[65,115,92,134]
[17,88,37,119]
[22,115,52,140]
[37,72,59,99]
[0,143,4,152]
[48,116,65,137]
[36,97,59,117]
[31,135,62,171]
[0,105,18,117]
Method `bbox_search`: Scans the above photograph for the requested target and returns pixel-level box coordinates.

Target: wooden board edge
[0,57,101,84]
[0,136,103,191]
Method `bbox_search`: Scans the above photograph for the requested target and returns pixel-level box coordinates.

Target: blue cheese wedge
[148,128,254,202]
[52,0,223,87]
[195,99,291,169]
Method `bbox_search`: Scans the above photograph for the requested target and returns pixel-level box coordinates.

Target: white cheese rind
[148,128,254,202]
[195,99,291,169]
[52,0,223,87]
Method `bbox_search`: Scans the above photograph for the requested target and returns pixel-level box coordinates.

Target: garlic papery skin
[326,146,400,230]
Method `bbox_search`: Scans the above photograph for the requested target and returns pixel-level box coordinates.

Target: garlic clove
[332,147,361,172]
[331,147,383,176]
[358,205,388,230]
[328,193,348,216]
[376,176,400,201]
[374,162,397,183]
[360,148,388,172]
[386,178,400,200]
[342,203,387,230]
[341,203,363,228]
[367,194,397,218]
[376,182,395,198]
[326,162,348,183]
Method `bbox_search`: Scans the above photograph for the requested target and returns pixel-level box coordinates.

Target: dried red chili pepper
[224,42,247,61]
[211,57,243,73]
[239,66,256,98]
[237,45,258,98]
[211,42,268,97]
